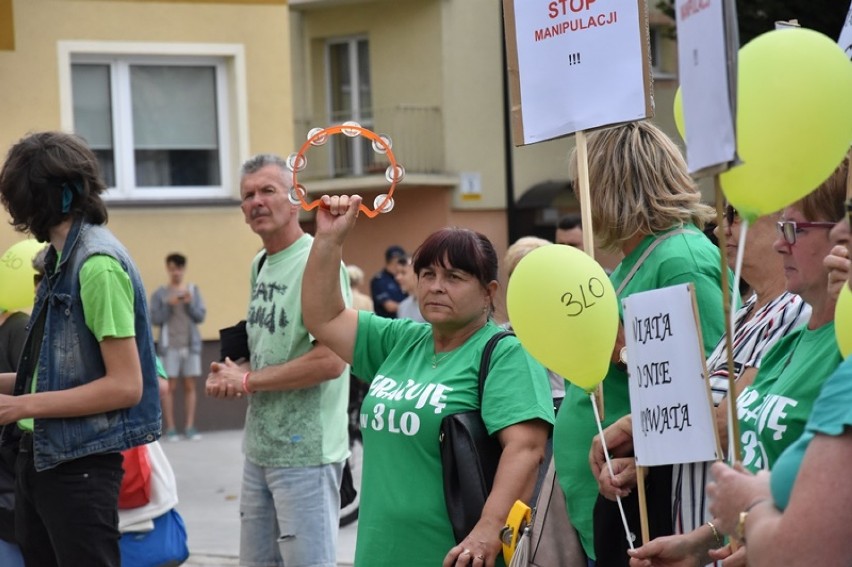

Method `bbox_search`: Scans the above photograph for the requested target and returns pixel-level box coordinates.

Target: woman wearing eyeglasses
[705,155,852,567]
[628,156,848,567]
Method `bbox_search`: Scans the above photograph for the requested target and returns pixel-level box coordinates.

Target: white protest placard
[840,1,852,59]
[675,0,738,175]
[623,284,719,467]
[502,0,653,146]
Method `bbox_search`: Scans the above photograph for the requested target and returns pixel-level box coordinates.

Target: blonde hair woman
[504,236,551,277]
[583,121,716,251]
[552,120,730,566]
[346,264,375,312]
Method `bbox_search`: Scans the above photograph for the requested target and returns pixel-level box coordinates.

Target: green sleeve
[481,337,555,434]
[79,254,135,341]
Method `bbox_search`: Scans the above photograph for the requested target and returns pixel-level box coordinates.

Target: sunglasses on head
[775,220,836,246]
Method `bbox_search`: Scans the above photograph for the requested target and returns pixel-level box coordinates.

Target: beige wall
[440,0,507,210]
[0,0,294,339]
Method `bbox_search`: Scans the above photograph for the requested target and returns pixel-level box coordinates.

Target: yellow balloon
[835,286,852,358]
[0,239,45,311]
[720,29,852,220]
[673,87,685,140]
[507,245,618,392]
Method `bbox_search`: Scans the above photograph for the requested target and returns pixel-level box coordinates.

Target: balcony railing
[293,104,444,181]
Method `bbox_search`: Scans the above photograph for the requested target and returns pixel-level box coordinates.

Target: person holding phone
[150,253,207,442]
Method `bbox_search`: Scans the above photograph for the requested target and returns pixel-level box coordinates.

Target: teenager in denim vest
[0,131,161,567]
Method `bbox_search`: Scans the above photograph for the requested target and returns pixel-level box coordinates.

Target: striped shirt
[671,292,810,557]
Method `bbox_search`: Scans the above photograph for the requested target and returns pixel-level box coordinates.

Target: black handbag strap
[477,331,515,400]
[254,252,268,278]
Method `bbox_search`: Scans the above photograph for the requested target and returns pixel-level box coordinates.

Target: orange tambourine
[286,122,405,219]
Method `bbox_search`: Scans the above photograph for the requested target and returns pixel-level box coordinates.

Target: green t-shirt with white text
[351,314,554,567]
[736,322,840,472]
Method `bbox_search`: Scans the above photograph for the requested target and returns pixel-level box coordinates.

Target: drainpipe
[500,5,518,244]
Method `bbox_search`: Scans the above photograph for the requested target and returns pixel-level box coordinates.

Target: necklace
[432,350,453,368]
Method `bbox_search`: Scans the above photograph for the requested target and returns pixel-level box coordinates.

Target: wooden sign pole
[714,178,742,463]
[636,464,650,544]
[576,130,606,418]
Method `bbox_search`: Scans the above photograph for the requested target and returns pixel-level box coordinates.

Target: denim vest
[1,219,161,471]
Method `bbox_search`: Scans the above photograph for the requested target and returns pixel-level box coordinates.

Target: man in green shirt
[205,154,351,567]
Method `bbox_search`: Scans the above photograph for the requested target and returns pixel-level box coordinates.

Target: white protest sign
[502,0,652,146]
[840,1,852,59]
[623,284,719,467]
[675,0,737,175]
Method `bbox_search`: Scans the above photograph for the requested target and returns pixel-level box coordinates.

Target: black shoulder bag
[439,330,514,543]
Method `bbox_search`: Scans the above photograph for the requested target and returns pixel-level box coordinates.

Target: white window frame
[649,27,676,80]
[58,41,249,202]
[324,36,372,177]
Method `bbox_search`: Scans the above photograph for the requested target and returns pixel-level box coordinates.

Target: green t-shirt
[552,225,728,558]
[770,355,851,510]
[736,322,841,473]
[19,254,135,431]
[243,234,352,467]
[352,314,554,567]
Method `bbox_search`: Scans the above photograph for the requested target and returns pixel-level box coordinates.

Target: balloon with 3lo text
[0,239,45,311]
[506,245,618,392]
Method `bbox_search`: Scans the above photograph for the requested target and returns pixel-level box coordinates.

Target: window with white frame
[70,55,230,200]
[649,28,675,79]
[326,37,374,177]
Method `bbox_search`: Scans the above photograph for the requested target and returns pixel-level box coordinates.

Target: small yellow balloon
[835,286,852,358]
[507,245,618,392]
[673,87,685,140]
[0,239,45,311]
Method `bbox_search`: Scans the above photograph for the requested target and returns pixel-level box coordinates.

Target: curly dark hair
[0,131,108,241]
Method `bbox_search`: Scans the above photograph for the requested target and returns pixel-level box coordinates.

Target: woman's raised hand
[315,194,363,244]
